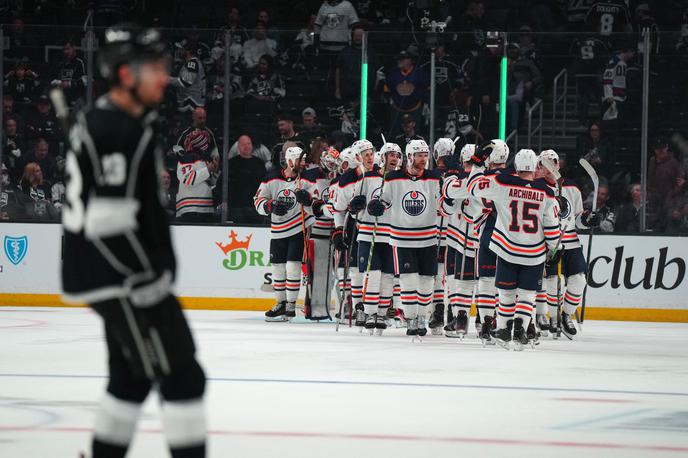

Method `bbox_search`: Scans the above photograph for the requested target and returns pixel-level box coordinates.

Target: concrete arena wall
[0,224,687,322]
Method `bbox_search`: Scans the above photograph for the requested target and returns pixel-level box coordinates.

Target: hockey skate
[536,314,550,337]
[428,304,444,335]
[265,301,288,322]
[416,315,428,337]
[475,313,482,335]
[494,320,513,350]
[354,303,366,328]
[549,316,562,339]
[446,310,468,339]
[285,302,296,321]
[365,314,377,335]
[393,308,406,328]
[512,320,529,352]
[527,321,540,346]
[374,313,387,336]
[407,317,424,342]
[479,315,495,346]
[561,312,577,340]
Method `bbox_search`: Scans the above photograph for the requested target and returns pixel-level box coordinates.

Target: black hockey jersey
[62,97,176,305]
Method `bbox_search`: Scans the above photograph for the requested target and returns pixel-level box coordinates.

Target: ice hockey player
[60,24,207,457]
[537,150,599,338]
[255,146,314,322]
[427,137,456,335]
[471,147,561,350]
[463,140,511,343]
[367,139,450,337]
[441,143,483,338]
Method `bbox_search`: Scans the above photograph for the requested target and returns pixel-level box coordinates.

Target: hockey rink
[1,307,687,457]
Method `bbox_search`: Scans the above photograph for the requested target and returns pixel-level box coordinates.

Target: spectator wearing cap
[314,0,360,54]
[242,22,278,70]
[26,95,61,153]
[647,137,684,226]
[245,54,285,116]
[449,0,485,55]
[394,114,424,146]
[299,107,327,148]
[19,138,58,185]
[335,24,377,103]
[382,50,430,139]
[271,115,306,167]
[224,134,268,223]
[50,40,86,108]
[176,107,219,160]
[2,116,26,180]
[4,61,40,109]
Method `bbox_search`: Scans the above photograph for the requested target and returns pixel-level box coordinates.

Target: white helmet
[433,138,455,162]
[487,139,509,165]
[339,146,359,173]
[374,149,386,168]
[320,146,341,173]
[379,142,402,158]
[284,146,304,169]
[539,149,560,168]
[351,139,374,157]
[460,144,476,163]
[405,139,429,164]
[514,149,538,172]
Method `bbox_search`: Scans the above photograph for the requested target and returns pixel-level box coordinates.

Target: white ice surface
[1,307,687,458]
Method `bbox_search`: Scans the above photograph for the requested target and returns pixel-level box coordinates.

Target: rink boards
[0,223,686,322]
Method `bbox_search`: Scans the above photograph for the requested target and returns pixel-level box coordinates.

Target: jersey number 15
[508,201,539,233]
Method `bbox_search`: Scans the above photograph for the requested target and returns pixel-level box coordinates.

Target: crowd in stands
[1,0,687,233]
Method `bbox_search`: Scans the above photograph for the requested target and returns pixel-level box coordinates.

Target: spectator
[450,0,485,55]
[335,24,376,103]
[26,95,62,152]
[218,6,250,48]
[575,122,614,177]
[299,107,327,148]
[505,56,526,131]
[314,0,359,54]
[206,55,243,130]
[4,61,40,108]
[516,25,541,65]
[175,131,220,223]
[664,202,688,235]
[308,137,329,166]
[161,168,176,218]
[648,137,683,224]
[393,114,424,146]
[592,184,616,232]
[383,50,429,138]
[292,13,318,71]
[226,135,267,223]
[271,114,305,166]
[51,178,65,214]
[176,107,219,159]
[228,134,272,167]
[245,54,285,115]
[17,162,57,221]
[601,45,635,127]
[20,138,58,185]
[570,35,610,126]
[169,40,206,113]
[615,182,642,233]
[2,116,26,179]
[50,40,86,108]
[585,0,632,38]
[467,41,501,138]
[242,22,277,70]
[567,0,595,32]
[420,42,465,109]
[0,162,26,220]
[508,43,543,101]
[444,88,482,144]
[4,94,25,131]
[5,17,34,61]
[257,9,281,50]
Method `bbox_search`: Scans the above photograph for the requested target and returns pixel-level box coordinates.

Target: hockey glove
[332,227,348,251]
[367,199,385,217]
[265,199,289,216]
[312,200,325,217]
[349,195,367,213]
[582,210,600,228]
[469,142,492,165]
[295,189,312,206]
[546,247,564,267]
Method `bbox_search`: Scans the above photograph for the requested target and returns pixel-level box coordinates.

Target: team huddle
[254,137,599,350]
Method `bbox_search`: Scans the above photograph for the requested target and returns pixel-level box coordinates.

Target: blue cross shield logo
[4,236,28,265]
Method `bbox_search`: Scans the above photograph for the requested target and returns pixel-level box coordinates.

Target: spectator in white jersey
[242,22,278,70]
[314,0,360,54]
[169,40,207,113]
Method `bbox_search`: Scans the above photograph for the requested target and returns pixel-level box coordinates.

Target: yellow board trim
[1,294,687,323]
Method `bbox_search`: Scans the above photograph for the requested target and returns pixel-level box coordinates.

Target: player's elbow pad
[84,197,140,239]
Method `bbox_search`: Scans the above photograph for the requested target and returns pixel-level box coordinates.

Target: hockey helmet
[351,139,374,157]
[284,146,304,169]
[486,139,509,165]
[433,137,455,162]
[538,149,560,168]
[405,139,429,163]
[320,146,341,173]
[339,147,359,172]
[460,144,476,163]
[98,23,167,83]
[514,149,538,172]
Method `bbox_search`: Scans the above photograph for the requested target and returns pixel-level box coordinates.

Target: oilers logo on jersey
[559,195,571,219]
[402,191,427,216]
[276,189,297,210]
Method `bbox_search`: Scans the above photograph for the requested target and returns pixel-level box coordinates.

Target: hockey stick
[297,150,313,319]
[578,158,599,323]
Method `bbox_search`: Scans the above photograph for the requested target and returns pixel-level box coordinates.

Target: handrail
[527,98,543,152]
[505,128,518,154]
[551,68,568,143]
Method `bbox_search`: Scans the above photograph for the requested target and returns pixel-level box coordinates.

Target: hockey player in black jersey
[60,24,207,458]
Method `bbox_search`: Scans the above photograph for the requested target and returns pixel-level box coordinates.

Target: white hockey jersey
[332,166,365,228]
[539,177,586,250]
[170,57,207,110]
[302,167,335,239]
[602,54,627,102]
[254,168,314,239]
[379,168,448,248]
[176,156,215,217]
[355,169,391,245]
[472,170,560,266]
[442,169,481,257]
